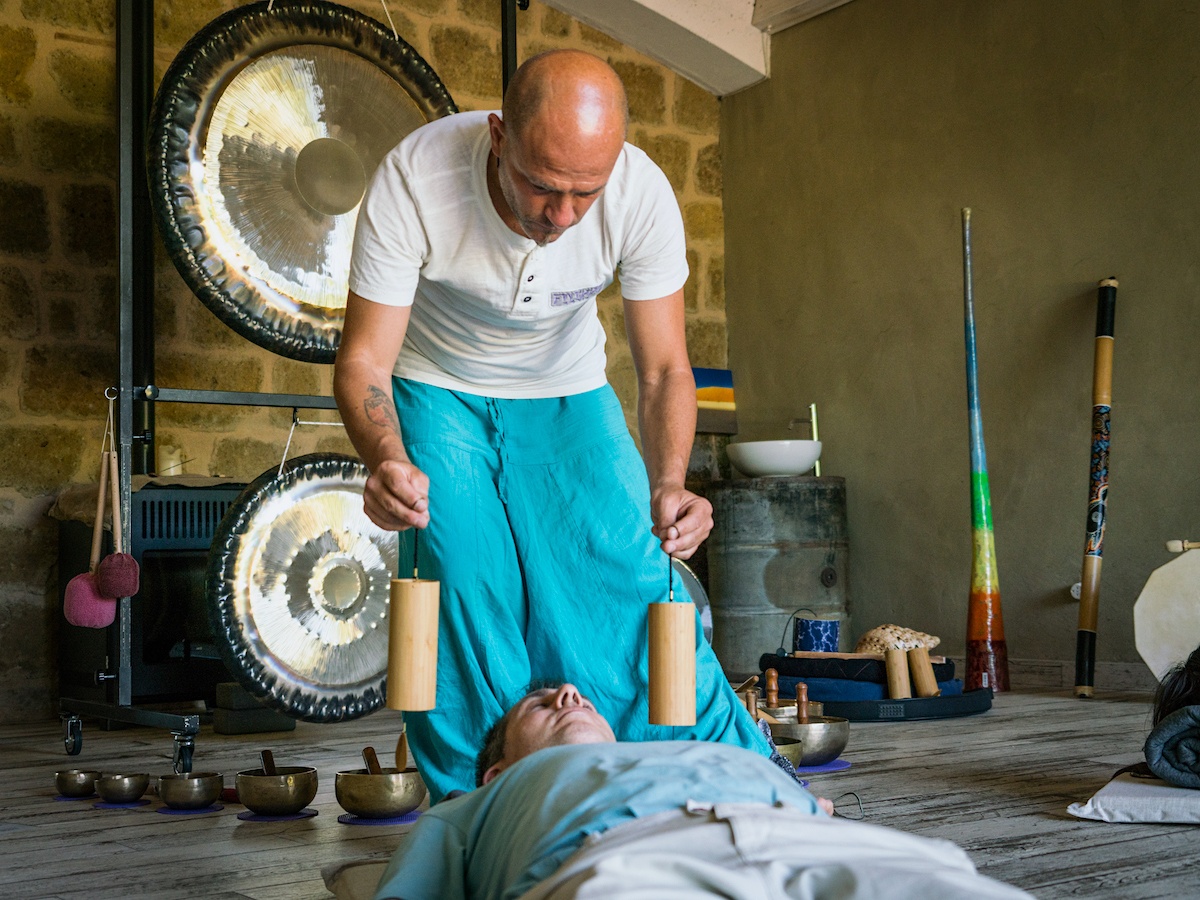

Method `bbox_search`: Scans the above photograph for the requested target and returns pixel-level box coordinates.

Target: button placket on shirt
[512,255,540,316]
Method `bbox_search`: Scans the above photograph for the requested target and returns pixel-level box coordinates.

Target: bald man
[335,50,770,801]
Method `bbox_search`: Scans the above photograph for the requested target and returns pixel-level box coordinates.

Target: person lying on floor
[372,683,1031,900]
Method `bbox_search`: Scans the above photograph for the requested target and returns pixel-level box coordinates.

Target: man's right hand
[363,457,431,531]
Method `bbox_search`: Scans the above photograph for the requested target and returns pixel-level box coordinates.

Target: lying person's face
[483,683,615,785]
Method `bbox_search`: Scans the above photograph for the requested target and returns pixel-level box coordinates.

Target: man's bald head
[502,50,628,145]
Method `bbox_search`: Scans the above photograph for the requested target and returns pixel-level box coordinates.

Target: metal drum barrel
[705,476,849,679]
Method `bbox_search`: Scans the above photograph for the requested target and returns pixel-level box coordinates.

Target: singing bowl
[55,769,101,798]
[760,701,823,721]
[335,767,426,819]
[727,440,822,478]
[236,766,318,816]
[157,772,223,810]
[769,716,850,767]
[95,773,151,804]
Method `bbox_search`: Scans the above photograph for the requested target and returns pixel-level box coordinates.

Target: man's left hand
[650,487,713,560]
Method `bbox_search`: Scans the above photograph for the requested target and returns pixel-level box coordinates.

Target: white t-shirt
[348,111,689,399]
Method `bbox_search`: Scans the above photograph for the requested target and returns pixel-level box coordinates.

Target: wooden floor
[1,689,1194,898]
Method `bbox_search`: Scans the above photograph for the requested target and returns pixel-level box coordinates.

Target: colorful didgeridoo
[1074,278,1119,698]
[961,208,1010,692]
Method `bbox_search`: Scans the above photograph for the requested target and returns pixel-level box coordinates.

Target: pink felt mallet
[95,448,140,600]
[64,449,117,628]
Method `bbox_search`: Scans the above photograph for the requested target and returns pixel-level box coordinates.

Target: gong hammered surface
[149,0,457,362]
[210,453,398,722]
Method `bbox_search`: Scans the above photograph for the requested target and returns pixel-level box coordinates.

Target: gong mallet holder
[387,530,439,711]
[648,555,696,726]
[961,208,1010,693]
[1074,278,1119,698]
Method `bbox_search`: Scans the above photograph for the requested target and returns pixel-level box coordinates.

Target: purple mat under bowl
[237,807,318,822]
[55,793,97,801]
[793,758,851,775]
[337,810,422,826]
[93,799,152,810]
[157,804,225,815]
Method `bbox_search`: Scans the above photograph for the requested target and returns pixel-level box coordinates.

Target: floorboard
[1,689,1194,898]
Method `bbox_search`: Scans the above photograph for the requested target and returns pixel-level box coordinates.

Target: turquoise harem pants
[393,379,772,802]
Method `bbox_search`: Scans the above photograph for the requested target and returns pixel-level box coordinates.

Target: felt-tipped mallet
[63,449,117,629]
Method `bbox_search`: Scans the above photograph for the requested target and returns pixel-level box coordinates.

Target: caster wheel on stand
[172,732,196,774]
[62,716,83,756]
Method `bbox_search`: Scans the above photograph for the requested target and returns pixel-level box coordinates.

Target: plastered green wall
[722,0,1200,673]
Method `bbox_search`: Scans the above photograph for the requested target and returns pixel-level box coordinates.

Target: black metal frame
[60,0,525,764]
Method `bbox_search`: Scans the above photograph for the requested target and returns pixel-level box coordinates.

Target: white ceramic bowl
[727,440,822,478]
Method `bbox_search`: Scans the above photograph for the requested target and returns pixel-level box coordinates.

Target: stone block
[61,183,116,265]
[0,518,54,582]
[683,201,723,243]
[683,247,699,312]
[604,351,637,414]
[390,0,445,16]
[611,60,664,126]
[155,0,228,49]
[0,179,50,256]
[18,0,113,33]
[431,25,501,100]
[31,118,117,175]
[540,6,572,38]
[631,129,689,193]
[210,435,284,481]
[90,273,117,340]
[41,267,87,292]
[315,432,357,457]
[0,422,86,493]
[579,23,621,51]
[0,114,17,166]
[706,254,725,312]
[695,141,721,197]
[22,344,114,417]
[48,297,75,335]
[184,298,249,349]
[271,356,323,398]
[0,25,36,104]
[49,50,114,115]
[673,78,719,134]
[0,265,35,339]
[685,317,727,369]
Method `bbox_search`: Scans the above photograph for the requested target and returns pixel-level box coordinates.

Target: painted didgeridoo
[1075,278,1118,698]
[961,208,1010,692]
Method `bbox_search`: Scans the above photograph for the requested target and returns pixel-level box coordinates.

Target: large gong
[149,1,457,362]
[208,453,398,721]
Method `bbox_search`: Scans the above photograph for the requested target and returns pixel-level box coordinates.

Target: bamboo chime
[648,556,697,725]
[386,532,439,711]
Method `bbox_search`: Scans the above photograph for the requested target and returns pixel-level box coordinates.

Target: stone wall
[0,0,726,723]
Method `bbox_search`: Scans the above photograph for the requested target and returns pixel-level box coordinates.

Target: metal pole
[501,0,528,95]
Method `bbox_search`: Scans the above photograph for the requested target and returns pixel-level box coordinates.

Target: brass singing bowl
[158,772,223,810]
[55,769,102,798]
[236,766,318,816]
[95,773,151,804]
[769,716,850,767]
[335,767,426,819]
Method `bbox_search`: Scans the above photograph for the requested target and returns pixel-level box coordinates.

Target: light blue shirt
[373,740,822,900]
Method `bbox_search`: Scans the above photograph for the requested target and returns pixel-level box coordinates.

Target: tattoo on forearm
[364,385,400,433]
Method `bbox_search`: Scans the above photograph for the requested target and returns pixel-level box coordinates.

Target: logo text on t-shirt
[550,284,604,308]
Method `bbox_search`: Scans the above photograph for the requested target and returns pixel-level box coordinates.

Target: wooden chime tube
[648,600,696,725]
[387,578,439,711]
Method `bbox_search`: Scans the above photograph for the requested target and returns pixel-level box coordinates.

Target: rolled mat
[759,653,955,685]
[772,673,963,703]
[1144,705,1200,789]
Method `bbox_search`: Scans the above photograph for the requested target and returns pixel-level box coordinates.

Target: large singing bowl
[769,717,850,767]
[148,0,457,362]
[335,767,426,819]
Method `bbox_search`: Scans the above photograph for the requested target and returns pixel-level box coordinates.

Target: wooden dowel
[648,601,696,725]
[387,578,439,711]
[795,681,809,723]
[885,648,912,699]
[765,667,779,706]
[908,646,942,698]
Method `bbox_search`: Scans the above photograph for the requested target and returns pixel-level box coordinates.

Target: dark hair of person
[474,679,565,787]
[1152,646,1200,726]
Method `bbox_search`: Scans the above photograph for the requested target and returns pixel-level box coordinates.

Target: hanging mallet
[1165,540,1199,553]
[387,530,439,711]
[648,556,696,726]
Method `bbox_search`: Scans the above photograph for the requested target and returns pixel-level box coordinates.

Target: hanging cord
[102,387,116,459]
[377,0,400,42]
[668,553,674,602]
[776,607,818,656]
[830,791,865,820]
[412,527,420,579]
[278,409,344,476]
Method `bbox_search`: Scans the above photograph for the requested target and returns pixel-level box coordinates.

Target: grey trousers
[519,803,1032,900]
